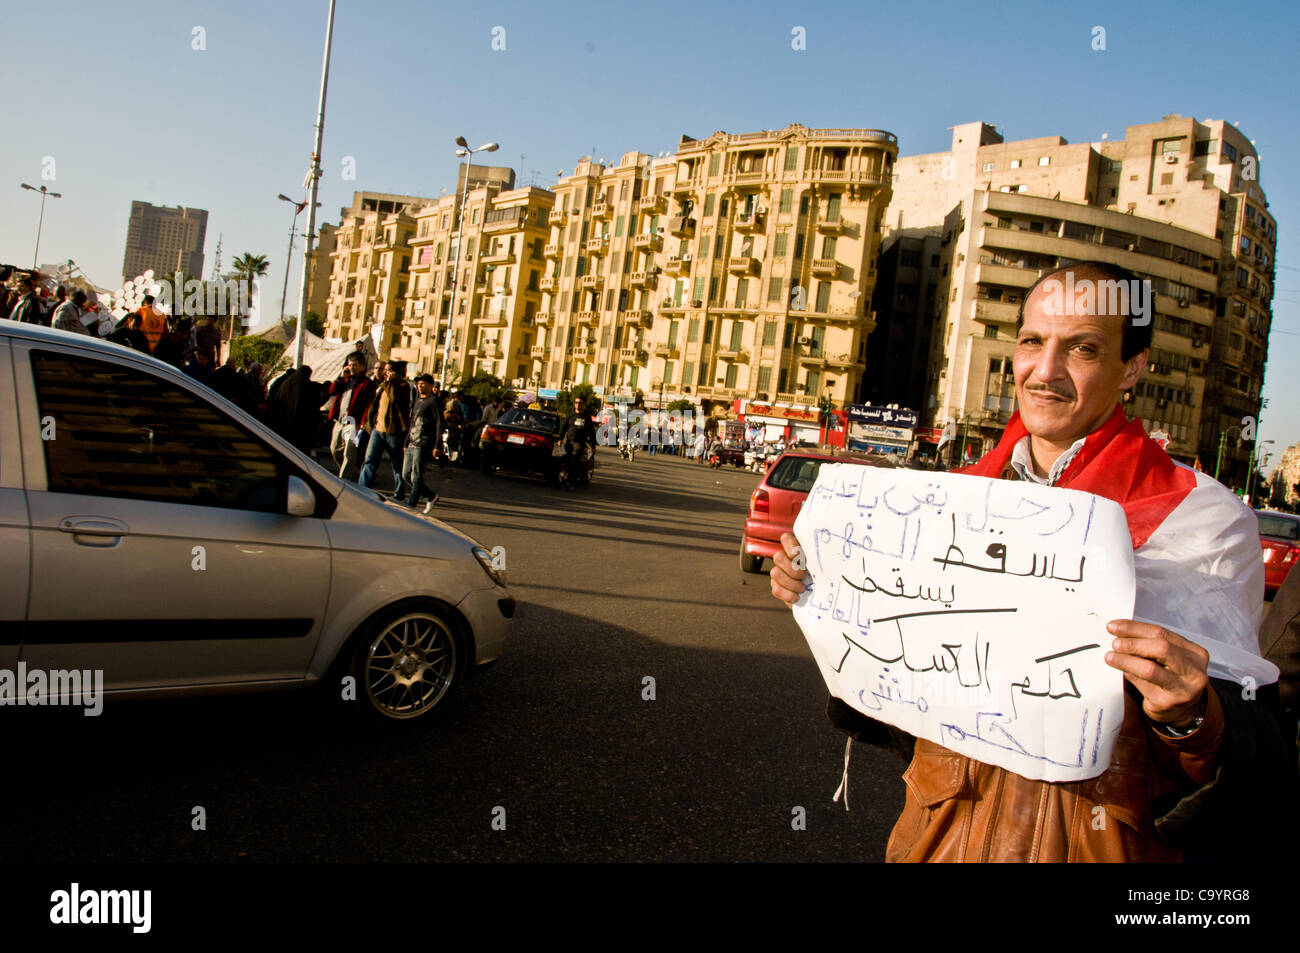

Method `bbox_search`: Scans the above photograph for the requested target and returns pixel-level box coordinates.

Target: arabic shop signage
[847,404,919,428]
[741,400,819,422]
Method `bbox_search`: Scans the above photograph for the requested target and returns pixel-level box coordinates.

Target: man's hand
[771,532,809,607]
[1105,620,1209,729]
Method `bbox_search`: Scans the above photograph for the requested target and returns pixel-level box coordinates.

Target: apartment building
[305,222,336,322]
[884,117,1275,480]
[529,124,897,411]
[322,191,439,357]
[121,201,208,283]
[398,182,553,378]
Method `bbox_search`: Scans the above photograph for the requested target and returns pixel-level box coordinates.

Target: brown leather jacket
[883,685,1223,862]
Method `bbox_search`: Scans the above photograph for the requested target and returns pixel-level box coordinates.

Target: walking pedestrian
[325,351,377,481]
[360,359,412,497]
[402,374,442,512]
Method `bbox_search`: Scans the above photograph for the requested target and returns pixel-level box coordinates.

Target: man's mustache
[1023,383,1074,400]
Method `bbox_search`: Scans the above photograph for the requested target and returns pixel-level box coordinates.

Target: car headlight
[472,545,506,587]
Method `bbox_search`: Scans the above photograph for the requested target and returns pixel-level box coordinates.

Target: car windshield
[766,455,828,493]
[499,408,561,434]
[1257,514,1300,541]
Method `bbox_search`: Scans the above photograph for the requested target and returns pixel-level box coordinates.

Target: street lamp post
[20,183,62,270]
[292,0,337,370]
[1245,439,1274,504]
[277,194,308,326]
[441,137,500,385]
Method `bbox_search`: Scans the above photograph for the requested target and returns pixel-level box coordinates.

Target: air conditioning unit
[1178,298,1189,308]
[1164,154,1178,164]
[692,299,703,308]
[1157,398,1168,406]
[756,204,768,214]
[682,254,692,261]
[798,337,813,346]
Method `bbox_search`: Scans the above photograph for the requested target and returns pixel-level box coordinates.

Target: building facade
[121,201,208,283]
[884,117,1275,480]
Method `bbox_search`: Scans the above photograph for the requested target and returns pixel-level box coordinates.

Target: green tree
[231,252,270,340]
[229,336,288,375]
[666,398,694,413]
[556,382,602,416]
[281,311,325,339]
[461,371,516,405]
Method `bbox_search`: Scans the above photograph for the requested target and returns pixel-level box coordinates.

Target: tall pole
[280,220,297,325]
[442,159,473,383]
[294,0,336,369]
[1214,430,1226,480]
[33,189,48,270]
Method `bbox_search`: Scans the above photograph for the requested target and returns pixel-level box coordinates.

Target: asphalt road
[4,447,905,862]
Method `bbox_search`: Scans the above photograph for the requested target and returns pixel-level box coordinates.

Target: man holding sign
[772,261,1293,861]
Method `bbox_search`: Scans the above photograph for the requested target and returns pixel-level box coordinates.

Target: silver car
[0,320,513,722]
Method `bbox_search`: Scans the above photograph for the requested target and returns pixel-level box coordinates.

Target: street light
[20,183,62,270]
[1214,425,1246,482]
[441,138,500,384]
[277,194,309,326]
[1245,439,1274,504]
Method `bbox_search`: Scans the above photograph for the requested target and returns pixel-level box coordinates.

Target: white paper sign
[791,465,1135,782]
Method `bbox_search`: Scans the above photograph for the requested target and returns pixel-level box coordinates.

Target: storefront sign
[847,404,919,427]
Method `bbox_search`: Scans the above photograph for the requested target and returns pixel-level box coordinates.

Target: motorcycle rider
[557,395,596,486]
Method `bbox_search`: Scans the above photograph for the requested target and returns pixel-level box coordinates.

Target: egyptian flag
[960,404,1277,686]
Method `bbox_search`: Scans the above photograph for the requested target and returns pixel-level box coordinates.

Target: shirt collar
[1009,435,1087,486]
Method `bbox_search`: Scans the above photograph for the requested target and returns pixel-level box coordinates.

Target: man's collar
[1009,436,1087,486]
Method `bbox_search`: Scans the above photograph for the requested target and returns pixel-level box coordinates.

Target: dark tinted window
[1257,514,1300,541]
[31,351,285,511]
[498,408,561,434]
[766,455,828,494]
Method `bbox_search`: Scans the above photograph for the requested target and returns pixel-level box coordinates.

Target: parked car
[1257,510,1300,596]
[479,408,567,484]
[0,320,513,723]
[740,450,885,572]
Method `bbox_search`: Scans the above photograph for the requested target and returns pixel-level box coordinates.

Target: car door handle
[59,517,129,541]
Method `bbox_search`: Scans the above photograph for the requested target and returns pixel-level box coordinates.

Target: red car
[1257,510,1300,596]
[740,450,884,573]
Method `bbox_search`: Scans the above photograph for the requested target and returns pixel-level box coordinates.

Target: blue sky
[2,0,1298,468]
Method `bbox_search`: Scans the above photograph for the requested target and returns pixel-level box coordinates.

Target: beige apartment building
[397,181,553,378]
[305,222,336,322]
[323,191,439,357]
[526,124,896,411]
[890,117,1275,480]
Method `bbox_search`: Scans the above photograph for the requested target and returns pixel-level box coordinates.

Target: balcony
[478,345,504,359]
[571,346,596,362]
[640,195,668,214]
[480,249,514,265]
[717,347,749,362]
[621,309,654,327]
[811,258,838,278]
[630,271,659,289]
[734,210,765,232]
[972,298,1019,327]
[592,201,611,219]
[816,217,846,235]
[580,273,605,289]
[668,216,696,238]
[618,347,648,364]
[672,175,697,194]
[575,310,600,325]
[661,300,688,314]
[544,243,560,258]
[532,311,551,325]
[664,255,693,275]
[483,208,526,232]
[653,345,680,359]
[974,262,1039,289]
[539,276,557,292]
[530,345,548,358]
[473,312,507,325]
[548,209,567,225]
[728,256,759,275]
[634,233,663,251]
[585,236,607,256]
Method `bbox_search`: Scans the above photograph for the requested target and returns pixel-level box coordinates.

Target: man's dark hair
[1017,260,1153,362]
[388,359,407,378]
[345,350,366,366]
[71,290,87,305]
[142,294,155,305]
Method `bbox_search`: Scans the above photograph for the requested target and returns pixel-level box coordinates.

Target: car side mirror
[287,475,316,517]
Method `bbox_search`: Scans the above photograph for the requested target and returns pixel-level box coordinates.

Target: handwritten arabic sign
[791,465,1135,782]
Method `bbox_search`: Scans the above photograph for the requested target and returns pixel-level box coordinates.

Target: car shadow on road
[0,604,904,863]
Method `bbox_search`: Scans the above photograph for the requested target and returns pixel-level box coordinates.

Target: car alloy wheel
[358,610,458,721]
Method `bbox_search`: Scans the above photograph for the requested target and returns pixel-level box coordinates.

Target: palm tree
[230,253,270,340]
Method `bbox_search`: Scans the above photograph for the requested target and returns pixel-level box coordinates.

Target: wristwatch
[1155,714,1204,738]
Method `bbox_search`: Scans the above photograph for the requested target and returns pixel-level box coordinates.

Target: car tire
[346,601,463,725]
[740,542,764,574]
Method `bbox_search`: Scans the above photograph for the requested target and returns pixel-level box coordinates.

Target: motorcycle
[557,441,596,488]
[619,439,637,462]
[441,421,462,464]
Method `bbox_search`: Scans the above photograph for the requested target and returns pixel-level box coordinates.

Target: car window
[766,456,826,494]
[1257,514,1300,541]
[31,350,286,512]
[499,409,560,434]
